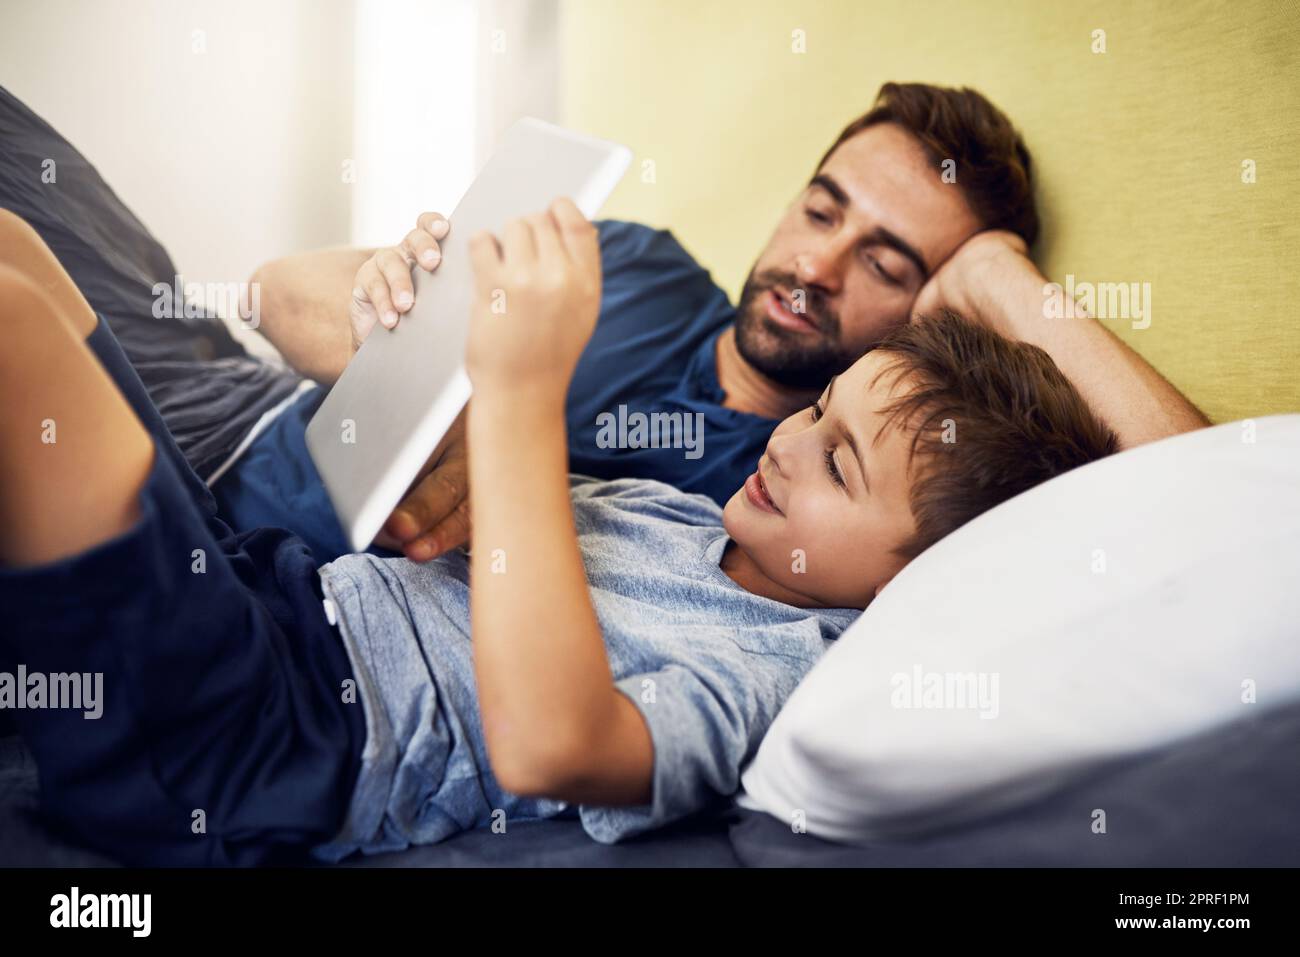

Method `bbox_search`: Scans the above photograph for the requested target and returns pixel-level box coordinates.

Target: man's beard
[732,267,859,390]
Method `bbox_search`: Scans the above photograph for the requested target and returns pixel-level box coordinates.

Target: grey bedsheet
[3,700,1298,868]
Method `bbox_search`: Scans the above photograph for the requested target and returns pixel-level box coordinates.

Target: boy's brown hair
[817,81,1039,247]
[873,311,1118,561]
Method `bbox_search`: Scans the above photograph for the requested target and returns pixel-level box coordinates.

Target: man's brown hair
[871,311,1117,561]
[817,82,1039,247]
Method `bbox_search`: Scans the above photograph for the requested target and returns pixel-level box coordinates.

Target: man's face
[734,122,983,389]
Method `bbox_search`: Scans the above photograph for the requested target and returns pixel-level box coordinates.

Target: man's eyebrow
[809,172,850,207]
[864,225,929,280]
[807,173,930,279]
[825,375,870,494]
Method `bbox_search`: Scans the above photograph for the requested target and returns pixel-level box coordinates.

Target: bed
[5,693,1298,867]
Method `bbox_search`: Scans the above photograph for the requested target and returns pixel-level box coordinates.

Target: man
[228,82,1206,562]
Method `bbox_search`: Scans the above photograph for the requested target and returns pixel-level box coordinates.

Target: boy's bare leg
[0,209,97,339]
[0,231,153,566]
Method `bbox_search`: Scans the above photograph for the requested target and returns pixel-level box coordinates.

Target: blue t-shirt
[213,220,779,562]
[311,475,861,860]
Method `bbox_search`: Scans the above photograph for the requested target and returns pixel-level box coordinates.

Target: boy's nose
[765,430,802,478]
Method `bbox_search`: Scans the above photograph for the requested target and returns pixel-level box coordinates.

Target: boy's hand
[465,197,601,400]
[349,211,451,352]
[347,210,466,560]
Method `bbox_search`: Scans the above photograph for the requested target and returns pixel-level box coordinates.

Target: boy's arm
[464,200,653,805]
[914,231,1211,448]
[468,393,653,804]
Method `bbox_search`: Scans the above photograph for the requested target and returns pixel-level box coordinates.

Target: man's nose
[795,241,849,297]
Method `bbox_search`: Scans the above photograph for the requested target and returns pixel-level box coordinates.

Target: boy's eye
[808,401,847,489]
[823,449,846,488]
[805,207,831,225]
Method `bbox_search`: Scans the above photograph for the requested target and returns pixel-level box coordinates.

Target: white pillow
[737,415,1300,843]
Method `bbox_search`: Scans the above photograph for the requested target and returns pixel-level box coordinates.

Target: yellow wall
[559,0,1300,423]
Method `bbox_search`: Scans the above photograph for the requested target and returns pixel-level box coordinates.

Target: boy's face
[722,350,921,608]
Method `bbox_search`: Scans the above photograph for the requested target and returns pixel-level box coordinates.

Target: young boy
[0,202,1116,865]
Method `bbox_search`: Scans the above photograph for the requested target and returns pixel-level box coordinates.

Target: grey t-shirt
[312,475,861,860]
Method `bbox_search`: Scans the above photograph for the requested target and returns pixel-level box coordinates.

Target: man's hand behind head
[910,229,1034,336]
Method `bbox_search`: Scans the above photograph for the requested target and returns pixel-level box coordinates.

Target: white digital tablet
[305,117,632,551]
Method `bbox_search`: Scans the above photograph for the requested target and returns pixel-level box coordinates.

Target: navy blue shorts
[0,316,365,866]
